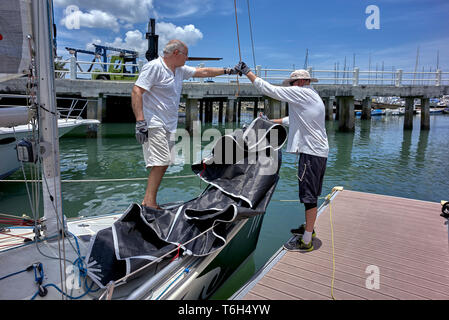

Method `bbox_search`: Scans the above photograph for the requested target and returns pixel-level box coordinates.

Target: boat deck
[232,189,449,300]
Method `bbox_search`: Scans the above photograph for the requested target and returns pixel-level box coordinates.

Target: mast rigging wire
[247,0,256,70]
[233,0,241,96]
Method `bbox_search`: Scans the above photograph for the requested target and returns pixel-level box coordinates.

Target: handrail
[58,55,449,86]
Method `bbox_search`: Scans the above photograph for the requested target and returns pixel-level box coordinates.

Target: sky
[53,0,449,74]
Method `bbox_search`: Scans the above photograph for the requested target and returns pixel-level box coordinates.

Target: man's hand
[135,120,148,144]
[259,112,269,120]
[234,61,251,75]
[224,67,240,75]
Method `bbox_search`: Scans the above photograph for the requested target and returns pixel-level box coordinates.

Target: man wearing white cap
[235,62,329,252]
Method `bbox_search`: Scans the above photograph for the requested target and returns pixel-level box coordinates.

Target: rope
[0,175,198,183]
[233,0,241,97]
[155,264,192,300]
[279,188,339,300]
[246,0,257,69]
[329,199,336,300]
[30,282,95,300]
[0,265,33,281]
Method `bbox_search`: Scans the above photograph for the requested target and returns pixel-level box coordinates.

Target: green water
[1,114,449,299]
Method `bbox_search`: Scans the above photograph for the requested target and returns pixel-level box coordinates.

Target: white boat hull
[0,209,262,300]
[0,118,100,179]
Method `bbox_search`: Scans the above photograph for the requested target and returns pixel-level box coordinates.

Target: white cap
[282,69,318,86]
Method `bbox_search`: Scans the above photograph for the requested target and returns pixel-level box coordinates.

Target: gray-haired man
[131,39,239,209]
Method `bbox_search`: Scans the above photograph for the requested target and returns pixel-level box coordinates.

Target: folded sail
[84,117,287,288]
[0,0,32,82]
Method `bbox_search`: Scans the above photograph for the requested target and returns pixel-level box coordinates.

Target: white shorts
[142,127,175,167]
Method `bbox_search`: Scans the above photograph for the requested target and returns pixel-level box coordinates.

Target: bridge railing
[55,56,449,87]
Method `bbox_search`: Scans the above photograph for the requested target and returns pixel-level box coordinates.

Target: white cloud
[55,0,154,24]
[153,0,213,19]
[61,9,120,32]
[156,22,203,52]
[84,23,203,58]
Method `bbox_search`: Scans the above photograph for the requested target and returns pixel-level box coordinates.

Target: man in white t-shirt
[132,39,239,210]
[236,62,329,252]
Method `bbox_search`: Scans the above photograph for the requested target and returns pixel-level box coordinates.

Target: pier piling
[361,97,372,120]
[404,97,414,130]
[337,96,355,132]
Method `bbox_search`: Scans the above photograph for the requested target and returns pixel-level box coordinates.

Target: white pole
[395,69,403,87]
[353,67,359,87]
[436,69,442,86]
[70,55,76,80]
[32,0,65,237]
[256,65,261,77]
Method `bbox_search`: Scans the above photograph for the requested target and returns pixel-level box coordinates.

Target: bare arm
[193,67,226,78]
[271,118,284,124]
[131,85,146,121]
[246,70,257,83]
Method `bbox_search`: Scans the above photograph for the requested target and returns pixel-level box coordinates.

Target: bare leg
[142,165,168,208]
[305,206,317,233]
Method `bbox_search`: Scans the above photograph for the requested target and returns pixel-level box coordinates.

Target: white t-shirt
[135,57,196,133]
[254,78,329,158]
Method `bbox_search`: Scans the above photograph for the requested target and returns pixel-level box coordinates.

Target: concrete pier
[253,98,259,118]
[218,101,224,124]
[86,96,104,137]
[226,98,236,123]
[264,97,281,119]
[1,78,448,132]
[361,97,371,120]
[199,100,203,122]
[421,98,430,130]
[404,97,414,130]
[337,96,355,132]
[324,97,334,121]
[280,101,287,119]
[185,98,198,133]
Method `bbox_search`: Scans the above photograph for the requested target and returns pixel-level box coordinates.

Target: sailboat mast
[32,0,65,237]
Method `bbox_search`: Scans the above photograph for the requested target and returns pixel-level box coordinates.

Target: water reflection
[334,131,355,170]
[415,129,429,168]
[399,130,412,166]
[359,119,371,146]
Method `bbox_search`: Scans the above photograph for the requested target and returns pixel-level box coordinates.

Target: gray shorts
[142,127,175,167]
[297,153,327,204]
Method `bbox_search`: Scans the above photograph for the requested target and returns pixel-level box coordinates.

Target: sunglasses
[178,50,188,58]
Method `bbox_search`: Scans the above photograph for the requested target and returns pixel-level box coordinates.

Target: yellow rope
[329,199,336,300]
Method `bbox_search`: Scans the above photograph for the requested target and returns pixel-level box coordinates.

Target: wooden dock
[231,189,449,300]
